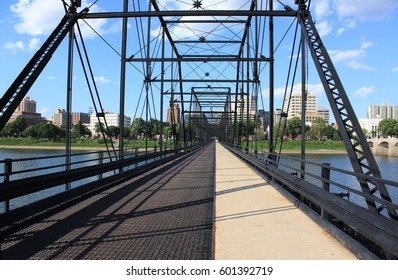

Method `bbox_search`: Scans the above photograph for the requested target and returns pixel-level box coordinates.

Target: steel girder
[298,9,397,219]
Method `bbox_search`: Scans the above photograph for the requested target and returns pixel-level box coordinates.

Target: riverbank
[0,145,347,154]
[0,145,106,151]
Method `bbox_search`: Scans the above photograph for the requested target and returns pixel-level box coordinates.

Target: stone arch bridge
[368,138,398,156]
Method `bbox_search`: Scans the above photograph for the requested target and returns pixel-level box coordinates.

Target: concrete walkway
[214,143,356,260]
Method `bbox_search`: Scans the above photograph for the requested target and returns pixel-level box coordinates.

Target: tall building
[232,95,257,120]
[9,96,43,126]
[258,110,270,132]
[52,109,67,128]
[367,102,398,119]
[317,106,330,124]
[89,112,132,136]
[167,103,180,124]
[72,112,90,125]
[283,92,317,120]
[16,96,36,113]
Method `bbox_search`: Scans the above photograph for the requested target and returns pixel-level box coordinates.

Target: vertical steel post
[300,36,306,179]
[145,0,152,154]
[269,0,274,154]
[3,159,12,212]
[119,0,129,161]
[321,163,331,220]
[98,151,103,180]
[160,28,165,153]
[65,5,75,191]
[246,27,250,151]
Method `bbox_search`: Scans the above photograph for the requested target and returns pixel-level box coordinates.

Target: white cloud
[336,28,345,36]
[10,0,63,36]
[353,86,376,99]
[95,76,111,84]
[315,0,333,19]
[360,40,375,49]
[28,38,40,51]
[336,18,357,36]
[10,0,114,39]
[316,21,333,37]
[329,49,365,63]
[47,75,57,80]
[39,107,51,119]
[393,67,398,72]
[4,38,41,54]
[346,61,377,71]
[4,41,25,53]
[334,0,398,21]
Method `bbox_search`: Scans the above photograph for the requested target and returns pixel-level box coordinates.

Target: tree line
[376,119,398,138]
[273,117,341,141]
[0,116,177,140]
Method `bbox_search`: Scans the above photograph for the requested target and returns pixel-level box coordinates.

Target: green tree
[94,122,106,136]
[22,125,38,138]
[72,121,91,138]
[311,117,328,140]
[107,126,119,138]
[13,116,27,137]
[1,123,17,137]
[130,118,146,139]
[323,125,341,141]
[286,117,302,139]
[379,119,398,138]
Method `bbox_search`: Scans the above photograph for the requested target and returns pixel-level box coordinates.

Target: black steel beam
[127,57,269,62]
[152,79,255,83]
[165,19,246,24]
[174,40,242,44]
[82,10,297,19]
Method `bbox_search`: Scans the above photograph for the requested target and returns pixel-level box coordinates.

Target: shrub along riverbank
[0,138,346,152]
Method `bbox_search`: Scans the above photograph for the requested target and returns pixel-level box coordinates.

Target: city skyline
[1,1,398,123]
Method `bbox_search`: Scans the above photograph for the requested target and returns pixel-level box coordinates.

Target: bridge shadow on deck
[0,144,215,260]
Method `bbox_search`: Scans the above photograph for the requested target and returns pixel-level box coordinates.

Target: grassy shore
[0,138,160,150]
[0,138,347,153]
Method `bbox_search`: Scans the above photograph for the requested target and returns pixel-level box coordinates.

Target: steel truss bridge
[0,0,397,259]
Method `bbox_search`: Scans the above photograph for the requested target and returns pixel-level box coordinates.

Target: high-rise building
[367,102,398,119]
[72,112,90,125]
[317,106,330,124]
[16,96,36,113]
[167,103,180,124]
[89,112,131,136]
[232,95,257,120]
[9,96,44,126]
[52,109,67,128]
[258,110,270,132]
[283,92,319,125]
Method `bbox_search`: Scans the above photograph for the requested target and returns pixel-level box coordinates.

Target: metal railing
[0,147,186,214]
[224,143,398,259]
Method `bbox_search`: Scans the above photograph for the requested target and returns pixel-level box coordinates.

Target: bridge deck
[1,145,215,260]
[214,143,356,259]
[1,142,358,260]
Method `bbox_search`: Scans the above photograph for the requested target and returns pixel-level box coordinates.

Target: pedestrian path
[214,143,356,260]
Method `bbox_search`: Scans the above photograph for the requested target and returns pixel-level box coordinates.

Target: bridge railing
[0,147,186,215]
[224,143,398,259]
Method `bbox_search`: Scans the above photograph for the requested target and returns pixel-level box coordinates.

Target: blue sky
[1,0,398,122]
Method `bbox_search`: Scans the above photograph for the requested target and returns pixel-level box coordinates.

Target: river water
[1,148,397,212]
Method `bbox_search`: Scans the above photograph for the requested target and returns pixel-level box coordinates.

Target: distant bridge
[368,138,398,156]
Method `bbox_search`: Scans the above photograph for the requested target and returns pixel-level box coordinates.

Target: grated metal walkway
[0,144,215,260]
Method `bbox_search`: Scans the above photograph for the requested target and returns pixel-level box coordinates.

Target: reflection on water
[0,148,100,212]
[279,153,398,210]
